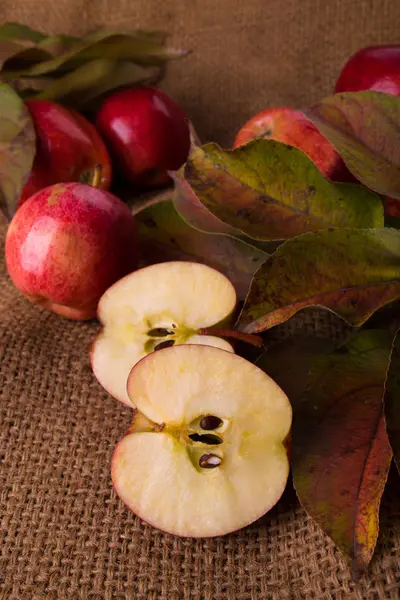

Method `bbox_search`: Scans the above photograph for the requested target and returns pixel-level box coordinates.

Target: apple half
[91,262,237,406]
[112,344,292,537]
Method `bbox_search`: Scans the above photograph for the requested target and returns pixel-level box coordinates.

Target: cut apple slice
[91,262,237,406]
[112,344,292,538]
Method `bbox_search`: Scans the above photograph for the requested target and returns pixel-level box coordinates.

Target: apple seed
[200,415,223,431]
[188,433,223,445]
[147,328,175,337]
[199,453,222,469]
[154,340,175,351]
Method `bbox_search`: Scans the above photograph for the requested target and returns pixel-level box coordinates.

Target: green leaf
[135,196,268,300]
[33,59,161,108]
[256,337,337,403]
[1,30,188,79]
[36,34,82,57]
[307,91,400,200]
[238,228,400,333]
[1,35,82,73]
[183,139,384,242]
[0,24,50,69]
[293,329,393,578]
[172,166,241,236]
[0,22,45,43]
[0,83,36,220]
[0,26,188,107]
[0,41,35,69]
[384,328,400,474]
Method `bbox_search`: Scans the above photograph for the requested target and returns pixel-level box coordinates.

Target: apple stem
[199,328,264,349]
[91,164,103,188]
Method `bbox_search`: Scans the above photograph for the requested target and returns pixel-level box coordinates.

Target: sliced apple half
[91,262,237,406]
[112,344,292,538]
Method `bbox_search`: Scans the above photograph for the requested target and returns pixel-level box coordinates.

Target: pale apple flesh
[112,344,292,538]
[91,262,237,406]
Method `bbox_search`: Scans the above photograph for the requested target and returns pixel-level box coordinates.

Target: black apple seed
[188,433,222,445]
[154,340,175,351]
[200,415,223,430]
[199,454,222,469]
[148,328,175,337]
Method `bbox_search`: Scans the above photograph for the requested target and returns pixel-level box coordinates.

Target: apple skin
[335,46,400,216]
[5,182,138,320]
[19,100,112,207]
[335,45,400,95]
[96,86,191,188]
[233,107,351,181]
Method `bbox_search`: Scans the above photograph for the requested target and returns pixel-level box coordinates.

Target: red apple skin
[5,182,138,320]
[233,107,351,181]
[96,86,191,188]
[19,100,112,207]
[335,46,400,215]
[335,46,400,95]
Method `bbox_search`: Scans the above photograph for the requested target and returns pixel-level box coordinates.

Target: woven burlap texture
[1,1,400,598]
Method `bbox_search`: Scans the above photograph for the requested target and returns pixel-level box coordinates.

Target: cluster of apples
[233,44,400,220]
[5,44,400,538]
[5,86,191,319]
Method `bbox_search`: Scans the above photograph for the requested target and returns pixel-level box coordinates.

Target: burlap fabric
[1,1,400,598]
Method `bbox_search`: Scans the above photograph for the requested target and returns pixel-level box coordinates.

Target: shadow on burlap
[1,1,400,598]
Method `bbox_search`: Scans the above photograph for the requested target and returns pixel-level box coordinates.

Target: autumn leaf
[0,22,45,43]
[183,139,383,241]
[256,337,338,403]
[307,91,400,199]
[292,329,393,578]
[33,59,161,107]
[0,26,188,108]
[135,197,268,299]
[1,30,187,79]
[0,82,36,220]
[0,24,74,70]
[172,167,240,236]
[172,138,276,254]
[238,228,400,333]
[384,328,400,473]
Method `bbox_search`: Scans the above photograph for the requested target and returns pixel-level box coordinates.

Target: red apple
[335,45,400,95]
[335,46,400,216]
[233,107,351,181]
[19,100,112,207]
[96,86,190,188]
[6,181,138,320]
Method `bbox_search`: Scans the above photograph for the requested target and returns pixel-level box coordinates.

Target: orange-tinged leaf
[384,329,400,473]
[307,91,400,199]
[135,197,268,300]
[0,82,36,220]
[183,140,383,241]
[172,167,239,236]
[256,337,337,403]
[238,228,400,333]
[292,330,393,578]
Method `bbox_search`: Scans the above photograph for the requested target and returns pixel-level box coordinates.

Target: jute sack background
[0,1,399,598]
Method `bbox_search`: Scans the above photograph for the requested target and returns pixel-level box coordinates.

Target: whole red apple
[335,46,400,95]
[234,107,350,181]
[19,100,112,207]
[96,86,190,188]
[6,181,138,320]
